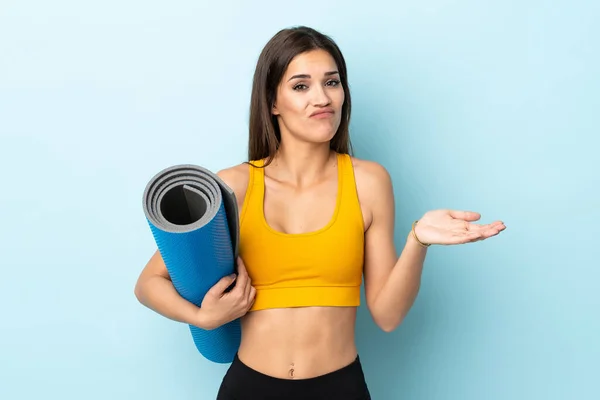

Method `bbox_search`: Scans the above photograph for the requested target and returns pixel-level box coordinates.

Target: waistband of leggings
[230,353,363,387]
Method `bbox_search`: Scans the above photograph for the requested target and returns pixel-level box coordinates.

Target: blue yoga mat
[142,164,241,364]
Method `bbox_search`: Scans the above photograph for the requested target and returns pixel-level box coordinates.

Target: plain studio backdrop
[1,1,598,399]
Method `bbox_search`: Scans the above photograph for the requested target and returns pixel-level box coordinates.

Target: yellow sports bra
[239,152,365,312]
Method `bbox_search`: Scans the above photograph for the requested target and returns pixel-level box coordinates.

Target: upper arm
[354,159,398,310]
[134,248,170,300]
[139,249,170,280]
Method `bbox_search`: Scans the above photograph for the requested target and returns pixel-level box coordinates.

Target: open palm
[414,209,506,246]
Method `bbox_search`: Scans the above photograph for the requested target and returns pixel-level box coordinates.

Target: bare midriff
[237,306,358,379]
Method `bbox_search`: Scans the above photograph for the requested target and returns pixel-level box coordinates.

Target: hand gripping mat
[142,164,241,363]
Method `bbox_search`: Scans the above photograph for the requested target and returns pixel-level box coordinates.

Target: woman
[134,26,505,399]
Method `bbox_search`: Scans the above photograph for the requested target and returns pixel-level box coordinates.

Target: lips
[310,108,335,118]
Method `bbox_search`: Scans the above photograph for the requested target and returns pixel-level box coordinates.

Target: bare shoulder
[349,156,393,199]
[217,163,251,208]
[349,156,394,229]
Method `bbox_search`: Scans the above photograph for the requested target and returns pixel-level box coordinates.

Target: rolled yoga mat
[142,164,241,364]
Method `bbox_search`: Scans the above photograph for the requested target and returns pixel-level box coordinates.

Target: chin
[310,123,340,141]
[304,129,337,144]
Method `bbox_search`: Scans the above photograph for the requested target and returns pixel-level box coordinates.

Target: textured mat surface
[142,164,241,363]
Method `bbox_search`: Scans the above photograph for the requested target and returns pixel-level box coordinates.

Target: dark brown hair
[248,26,353,166]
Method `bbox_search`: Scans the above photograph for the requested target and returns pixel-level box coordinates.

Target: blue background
[1,0,598,399]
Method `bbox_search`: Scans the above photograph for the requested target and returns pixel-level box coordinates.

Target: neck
[269,140,334,186]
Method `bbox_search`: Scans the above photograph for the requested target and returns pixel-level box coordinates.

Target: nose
[311,85,331,107]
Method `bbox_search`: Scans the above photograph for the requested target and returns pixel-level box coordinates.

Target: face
[272,49,345,145]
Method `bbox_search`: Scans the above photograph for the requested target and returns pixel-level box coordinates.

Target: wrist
[406,230,429,250]
[192,307,216,330]
[410,220,431,248]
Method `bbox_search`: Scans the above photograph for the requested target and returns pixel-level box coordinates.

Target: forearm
[371,233,429,332]
[134,275,209,329]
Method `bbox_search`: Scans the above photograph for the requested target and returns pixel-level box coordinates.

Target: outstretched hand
[413,209,506,246]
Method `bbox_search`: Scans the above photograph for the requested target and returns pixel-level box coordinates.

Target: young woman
[134,26,505,399]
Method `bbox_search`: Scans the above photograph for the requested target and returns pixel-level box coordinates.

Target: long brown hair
[248,26,353,166]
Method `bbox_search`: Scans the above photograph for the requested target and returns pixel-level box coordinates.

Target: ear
[271,103,279,116]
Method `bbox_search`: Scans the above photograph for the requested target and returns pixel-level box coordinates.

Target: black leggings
[216,353,371,400]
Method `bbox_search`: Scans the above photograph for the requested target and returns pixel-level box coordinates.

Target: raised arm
[355,159,506,332]
[355,160,427,332]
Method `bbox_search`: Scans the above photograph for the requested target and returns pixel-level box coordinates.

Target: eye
[326,79,341,86]
[293,83,308,91]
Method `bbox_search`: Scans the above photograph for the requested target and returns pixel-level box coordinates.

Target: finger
[449,210,481,222]
[475,223,504,236]
[493,221,507,231]
[236,257,249,277]
[464,223,488,232]
[481,221,504,229]
[465,221,503,233]
[232,258,248,290]
[236,256,246,270]
[461,227,502,242]
[233,258,249,295]
[452,230,482,243]
[485,226,504,237]
[206,273,237,297]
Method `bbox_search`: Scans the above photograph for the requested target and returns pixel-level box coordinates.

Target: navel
[288,362,295,379]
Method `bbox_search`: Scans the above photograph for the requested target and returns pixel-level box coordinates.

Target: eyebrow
[287,70,339,81]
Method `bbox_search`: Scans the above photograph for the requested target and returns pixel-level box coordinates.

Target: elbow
[369,301,403,333]
[134,284,142,303]
[372,313,403,333]
[378,320,401,333]
[372,305,406,333]
[134,277,146,304]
